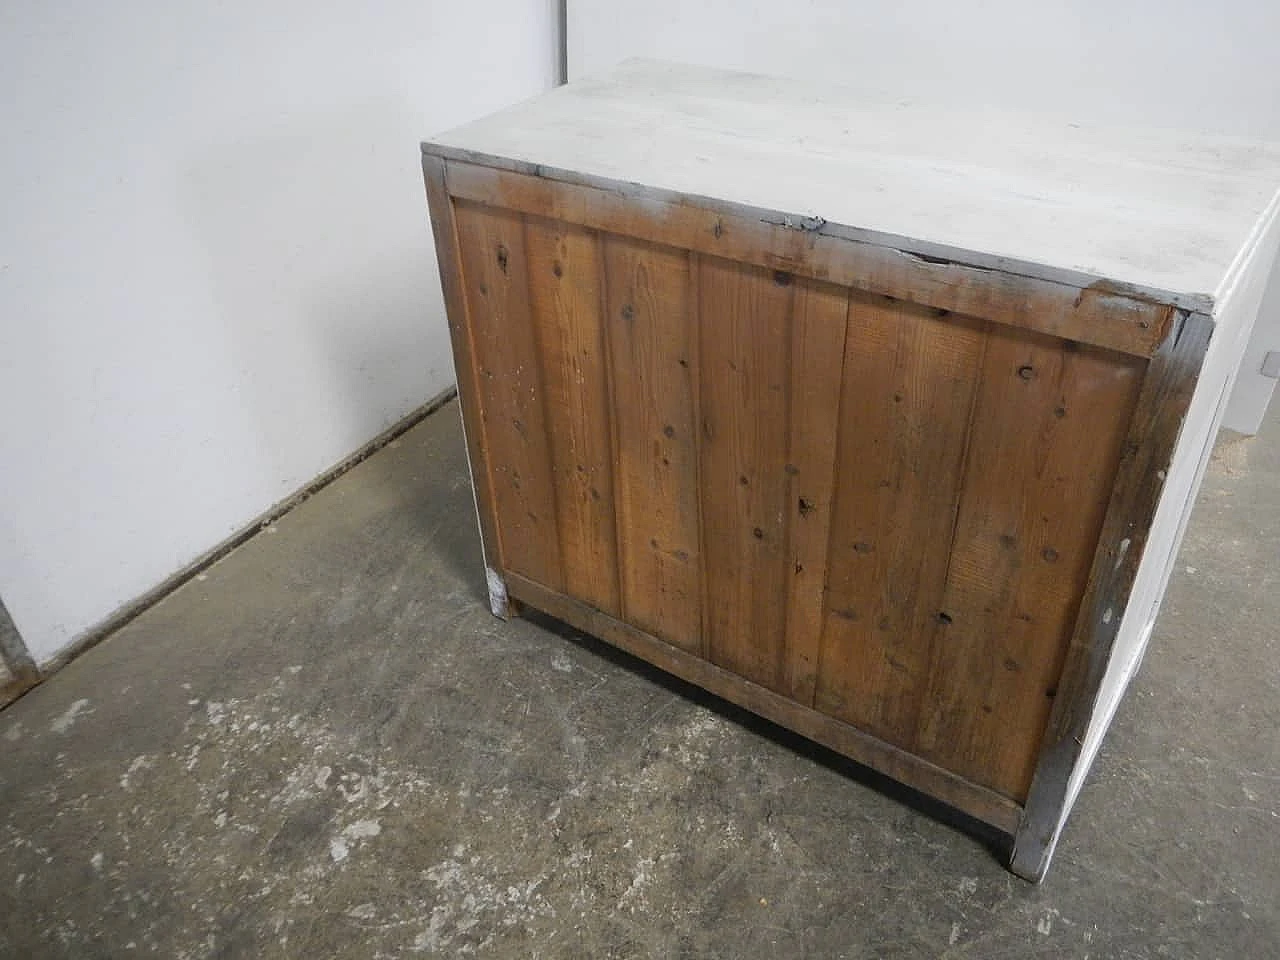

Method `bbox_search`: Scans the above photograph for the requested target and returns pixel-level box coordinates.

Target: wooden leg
[1009,824,1053,883]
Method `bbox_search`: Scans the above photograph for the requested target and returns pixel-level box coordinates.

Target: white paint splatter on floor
[617,856,657,912]
[1037,908,1058,935]
[343,819,382,841]
[414,849,556,953]
[50,699,91,734]
[330,819,383,863]
[120,755,156,790]
[345,902,377,921]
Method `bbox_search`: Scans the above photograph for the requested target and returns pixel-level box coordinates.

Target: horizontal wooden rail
[440,158,1172,358]
[506,572,1024,836]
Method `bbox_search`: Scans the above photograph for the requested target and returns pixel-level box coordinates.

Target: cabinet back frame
[421,144,1199,877]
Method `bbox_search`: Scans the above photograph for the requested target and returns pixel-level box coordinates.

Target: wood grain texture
[1013,313,1212,879]
[602,235,702,651]
[696,257,795,690]
[916,329,1146,800]
[423,155,508,606]
[523,217,620,614]
[454,201,564,591]
[814,298,987,745]
[505,571,1023,836]
[442,161,1170,358]
[780,279,851,702]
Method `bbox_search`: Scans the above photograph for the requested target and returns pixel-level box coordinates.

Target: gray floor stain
[1,398,1277,958]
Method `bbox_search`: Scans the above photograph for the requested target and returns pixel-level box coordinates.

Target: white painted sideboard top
[428,58,1280,319]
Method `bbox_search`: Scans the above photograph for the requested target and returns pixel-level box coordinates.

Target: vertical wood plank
[814,298,987,746]
[454,201,564,591]
[688,251,708,660]
[602,235,702,651]
[697,259,795,690]
[523,217,620,614]
[915,328,1145,799]
[780,279,851,703]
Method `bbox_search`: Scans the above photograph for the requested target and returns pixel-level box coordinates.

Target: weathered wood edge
[0,596,40,708]
[596,231,629,625]
[1011,310,1213,882]
[422,153,511,618]
[421,140,1216,317]
[506,571,1024,836]
[438,157,1174,358]
[687,250,711,662]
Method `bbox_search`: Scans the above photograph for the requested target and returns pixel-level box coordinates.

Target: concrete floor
[2,398,1277,958]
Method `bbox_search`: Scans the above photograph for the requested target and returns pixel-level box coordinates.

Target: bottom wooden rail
[505,571,1024,838]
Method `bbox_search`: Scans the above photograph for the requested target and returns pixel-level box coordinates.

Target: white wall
[569,0,1280,430]
[0,1,557,663]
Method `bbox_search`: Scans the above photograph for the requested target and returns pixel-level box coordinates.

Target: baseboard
[29,385,459,685]
[0,598,40,708]
[1,671,40,710]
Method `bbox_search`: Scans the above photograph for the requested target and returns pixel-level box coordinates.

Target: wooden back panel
[443,166,1147,802]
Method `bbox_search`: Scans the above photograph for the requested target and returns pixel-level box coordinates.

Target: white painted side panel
[1224,271,1280,434]
[0,0,556,663]
[1051,194,1280,864]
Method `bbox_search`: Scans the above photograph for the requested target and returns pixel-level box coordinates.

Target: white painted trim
[486,567,511,620]
[455,400,510,620]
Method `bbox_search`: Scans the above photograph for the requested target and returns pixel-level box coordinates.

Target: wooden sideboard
[421,60,1280,881]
